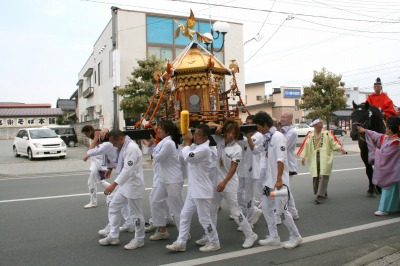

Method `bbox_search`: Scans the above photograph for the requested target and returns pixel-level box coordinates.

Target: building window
[146,15,224,62]
[295,100,300,111]
[109,50,113,77]
[256,95,263,101]
[148,46,173,60]
[98,62,102,86]
[49,117,56,125]
[147,16,174,45]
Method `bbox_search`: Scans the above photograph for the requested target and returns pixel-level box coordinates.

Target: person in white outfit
[279,111,299,220]
[142,138,175,233]
[81,125,111,209]
[209,120,258,249]
[99,130,146,250]
[237,115,264,229]
[149,120,184,241]
[253,111,303,249]
[166,124,220,252]
[84,133,134,236]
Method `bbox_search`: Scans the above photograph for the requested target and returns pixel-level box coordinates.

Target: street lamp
[203,21,230,54]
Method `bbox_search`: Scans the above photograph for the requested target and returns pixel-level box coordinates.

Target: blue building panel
[284,89,301,98]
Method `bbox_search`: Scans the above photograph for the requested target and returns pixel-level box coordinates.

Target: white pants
[149,186,173,224]
[106,187,132,228]
[287,175,299,217]
[108,190,145,241]
[211,191,254,238]
[151,182,184,229]
[178,197,219,245]
[261,191,300,239]
[87,167,110,205]
[238,176,258,223]
[258,167,267,195]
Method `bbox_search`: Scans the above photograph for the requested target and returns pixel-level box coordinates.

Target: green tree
[114,54,165,119]
[299,68,347,128]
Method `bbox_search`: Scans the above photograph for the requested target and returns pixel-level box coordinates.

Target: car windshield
[29,129,58,139]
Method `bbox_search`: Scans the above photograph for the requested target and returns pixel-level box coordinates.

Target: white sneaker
[237,224,254,232]
[149,229,169,241]
[292,214,300,220]
[374,210,389,216]
[199,242,221,252]
[124,238,145,250]
[283,236,303,249]
[98,225,110,237]
[119,225,135,233]
[252,208,263,226]
[145,223,156,233]
[259,236,280,246]
[84,203,97,209]
[166,218,176,227]
[166,241,186,252]
[196,235,209,246]
[99,236,120,246]
[242,233,258,248]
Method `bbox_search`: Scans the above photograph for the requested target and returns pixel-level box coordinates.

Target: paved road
[0,135,358,176]
[1,145,400,266]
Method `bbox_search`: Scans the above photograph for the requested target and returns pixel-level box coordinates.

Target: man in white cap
[297,118,346,204]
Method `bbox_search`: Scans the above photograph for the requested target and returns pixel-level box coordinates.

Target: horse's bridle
[351,121,371,142]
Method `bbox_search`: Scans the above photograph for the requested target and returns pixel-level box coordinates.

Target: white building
[344,87,369,106]
[76,7,244,130]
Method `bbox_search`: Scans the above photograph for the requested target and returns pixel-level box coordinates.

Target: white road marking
[0,172,88,181]
[160,218,400,266]
[0,166,366,202]
[0,168,153,181]
[0,184,188,203]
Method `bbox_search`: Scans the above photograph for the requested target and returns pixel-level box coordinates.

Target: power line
[310,0,400,20]
[245,16,292,64]
[295,17,400,34]
[174,0,400,23]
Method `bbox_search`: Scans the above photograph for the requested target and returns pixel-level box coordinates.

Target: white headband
[310,118,322,127]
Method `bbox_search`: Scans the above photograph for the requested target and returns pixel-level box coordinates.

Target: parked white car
[294,123,314,137]
[13,128,67,160]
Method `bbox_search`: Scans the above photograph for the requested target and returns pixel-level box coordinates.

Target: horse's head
[350,101,385,141]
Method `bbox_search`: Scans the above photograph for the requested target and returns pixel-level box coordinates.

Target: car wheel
[13,146,20,157]
[67,140,76,147]
[28,148,34,161]
[59,156,66,159]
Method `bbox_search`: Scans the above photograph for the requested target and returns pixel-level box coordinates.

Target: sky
[1,0,399,107]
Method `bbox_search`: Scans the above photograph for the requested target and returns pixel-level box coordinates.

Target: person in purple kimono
[357,116,400,216]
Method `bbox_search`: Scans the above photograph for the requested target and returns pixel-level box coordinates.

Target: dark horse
[350,101,386,196]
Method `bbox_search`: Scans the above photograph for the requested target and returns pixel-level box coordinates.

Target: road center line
[0,184,189,203]
[0,168,154,181]
[160,218,400,266]
[0,166,367,202]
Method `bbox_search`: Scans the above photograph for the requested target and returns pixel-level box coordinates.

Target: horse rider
[366,77,397,120]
